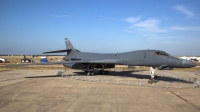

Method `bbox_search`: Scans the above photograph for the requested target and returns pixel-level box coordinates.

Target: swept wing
[6,58,118,67]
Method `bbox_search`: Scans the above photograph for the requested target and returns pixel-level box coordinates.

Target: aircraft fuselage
[63,50,196,70]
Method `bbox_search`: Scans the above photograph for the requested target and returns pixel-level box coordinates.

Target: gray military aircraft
[8,38,197,78]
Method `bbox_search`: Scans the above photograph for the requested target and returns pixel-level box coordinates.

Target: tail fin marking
[65,38,75,50]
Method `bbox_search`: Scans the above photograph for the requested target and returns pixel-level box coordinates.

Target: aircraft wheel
[85,71,88,75]
[99,70,102,75]
[90,71,94,75]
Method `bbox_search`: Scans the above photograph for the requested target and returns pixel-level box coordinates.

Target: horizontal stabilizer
[43,49,80,54]
[43,38,80,54]
[43,49,72,54]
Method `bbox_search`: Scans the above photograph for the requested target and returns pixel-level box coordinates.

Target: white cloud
[129,18,166,33]
[125,17,200,34]
[174,5,195,18]
[124,16,200,45]
[124,17,141,23]
[133,18,159,28]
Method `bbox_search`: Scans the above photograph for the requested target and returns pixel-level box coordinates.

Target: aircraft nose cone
[182,60,197,68]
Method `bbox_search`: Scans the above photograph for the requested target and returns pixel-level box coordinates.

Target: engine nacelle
[63,63,115,69]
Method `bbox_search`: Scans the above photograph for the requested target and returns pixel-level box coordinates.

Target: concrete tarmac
[0,70,200,112]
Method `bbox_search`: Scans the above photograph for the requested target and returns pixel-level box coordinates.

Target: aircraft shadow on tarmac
[25,75,62,78]
[74,70,195,83]
[24,70,195,83]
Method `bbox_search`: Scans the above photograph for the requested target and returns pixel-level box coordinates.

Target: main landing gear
[84,70,109,75]
[85,71,94,75]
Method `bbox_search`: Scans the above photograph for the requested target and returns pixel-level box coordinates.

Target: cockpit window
[154,51,169,56]
[154,52,160,55]
[160,52,169,56]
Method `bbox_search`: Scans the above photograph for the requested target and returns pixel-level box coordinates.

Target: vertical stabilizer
[65,38,75,50]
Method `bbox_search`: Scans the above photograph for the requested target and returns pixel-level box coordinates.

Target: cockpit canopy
[154,51,169,56]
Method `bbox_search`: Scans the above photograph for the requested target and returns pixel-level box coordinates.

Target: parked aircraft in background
[179,56,200,62]
[7,38,197,79]
[0,57,7,63]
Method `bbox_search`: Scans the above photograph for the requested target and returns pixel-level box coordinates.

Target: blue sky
[0,0,200,55]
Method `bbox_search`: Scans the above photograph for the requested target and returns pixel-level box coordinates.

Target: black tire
[90,71,94,75]
[99,70,102,75]
[85,71,88,75]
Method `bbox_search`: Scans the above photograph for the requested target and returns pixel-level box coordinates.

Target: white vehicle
[190,57,200,61]
[0,57,7,63]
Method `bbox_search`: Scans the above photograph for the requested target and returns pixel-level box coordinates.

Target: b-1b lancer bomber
[9,38,197,79]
